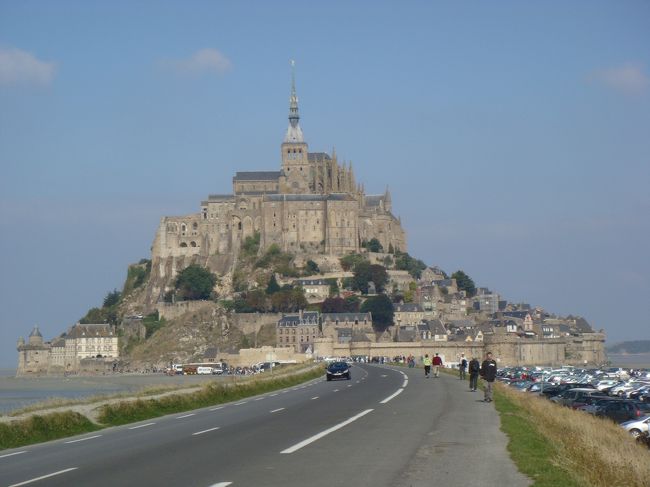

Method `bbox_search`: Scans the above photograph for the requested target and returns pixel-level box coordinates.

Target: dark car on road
[326,361,351,381]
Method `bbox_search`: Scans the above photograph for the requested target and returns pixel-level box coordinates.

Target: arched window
[180,242,188,248]
[192,222,198,230]
[190,241,197,247]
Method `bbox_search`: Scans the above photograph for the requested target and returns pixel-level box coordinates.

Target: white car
[620,415,650,438]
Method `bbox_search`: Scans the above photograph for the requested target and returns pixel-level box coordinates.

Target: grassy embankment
[0,365,323,450]
[494,382,650,487]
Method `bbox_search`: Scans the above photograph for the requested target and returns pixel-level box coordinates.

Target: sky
[1,1,648,368]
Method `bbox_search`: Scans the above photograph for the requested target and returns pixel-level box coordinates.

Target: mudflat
[0,372,226,415]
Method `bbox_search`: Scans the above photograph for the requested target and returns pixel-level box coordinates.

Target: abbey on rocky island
[151,68,406,272]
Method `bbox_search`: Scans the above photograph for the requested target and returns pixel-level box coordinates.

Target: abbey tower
[147,66,406,301]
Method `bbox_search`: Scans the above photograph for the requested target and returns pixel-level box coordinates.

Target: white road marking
[192,427,220,436]
[347,384,352,387]
[0,451,27,459]
[254,397,265,401]
[9,467,78,486]
[176,413,195,419]
[381,374,388,377]
[129,423,155,430]
[208,483,233,487]
[281,409,374,454]
[234,401,248,406]
[64,435,102,444]
[402,379,409,388]
[270,393,279,397]
[333,389,339,392]
[356,381,360,384]
[270,408,285,413]
[210,406,225,411]
[311,396,319,400]
[380,388,404,404]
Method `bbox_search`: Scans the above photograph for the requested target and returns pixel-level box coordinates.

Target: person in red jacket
[432,353,443,378]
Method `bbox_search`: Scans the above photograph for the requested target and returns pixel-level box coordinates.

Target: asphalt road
[0,364,531,487]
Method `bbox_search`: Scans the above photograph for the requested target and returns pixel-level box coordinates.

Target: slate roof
[67,324,114,339]
[322,312,372,323]
[265,193,353,202]
[394,303,423,313]
[206,194,235,201]
[295,278,329,286]
[278,311,320,326]
[233,171,282,181]
[308,152,331,162]
[426,319,447,335]
[364,195,384,207]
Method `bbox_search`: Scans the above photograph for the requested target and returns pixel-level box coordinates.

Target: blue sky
[1,1,648,367]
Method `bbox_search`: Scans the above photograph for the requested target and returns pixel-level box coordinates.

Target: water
[608,352,650,369]
[0,372,225,415]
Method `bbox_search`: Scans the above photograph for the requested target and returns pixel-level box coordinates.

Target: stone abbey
[151,69,406,276]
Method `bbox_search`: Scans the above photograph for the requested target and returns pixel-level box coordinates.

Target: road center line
[9,467,78,486]
[176,413,195,419]
[192,427,220,436]
[281,409,374,454]
[129,423,155,430]
[380,388,404,404]
[0,451,27,459]
[311,396,319,400]
[270,408,285,413]
[64,435,102,444]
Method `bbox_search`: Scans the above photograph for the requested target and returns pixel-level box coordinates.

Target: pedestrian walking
[480,352,497,402]
[423,354,432,378]
[458,353,467,380]
[468,356,480,391]
[432,353,443,378]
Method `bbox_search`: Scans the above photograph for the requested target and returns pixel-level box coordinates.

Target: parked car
[628,385,650,401]
[326,361,351,381]
[550,388,607,408]
[620,415,650,438]
[609,381,650,398]
[594,400,650,423]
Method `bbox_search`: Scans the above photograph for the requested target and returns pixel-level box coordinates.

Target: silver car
[620,415,650,438]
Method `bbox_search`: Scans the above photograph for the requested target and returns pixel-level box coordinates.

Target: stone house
[276,310,320,353]
[393,303,425,325]
[294,278,330,303]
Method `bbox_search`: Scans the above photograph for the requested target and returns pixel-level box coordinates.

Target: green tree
[361,294,394,331]
[174,265,218,300]
[452,270,477,297]
[322,296,360,313]
[305,260,320,275]
[245,289,268,312]
[103,289,121,308]
[366,238,384,253]
[266,274,281,294]
[241,232,261,259]
[352,262,388,294]
[394,251,427,279]
[388,243,395,254]
[340,253,367,271]
[326,278,339,297]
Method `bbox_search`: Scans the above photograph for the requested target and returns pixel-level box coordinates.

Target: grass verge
[0,412,100,450]
[495,383,650,487]
[98,366,324,426]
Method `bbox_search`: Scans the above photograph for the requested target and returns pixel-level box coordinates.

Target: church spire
[284,60,304,143]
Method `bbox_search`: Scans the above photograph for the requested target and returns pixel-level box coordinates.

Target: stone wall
[156,301,215,320]
[230,312,283,335]
[312,334,607,367]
